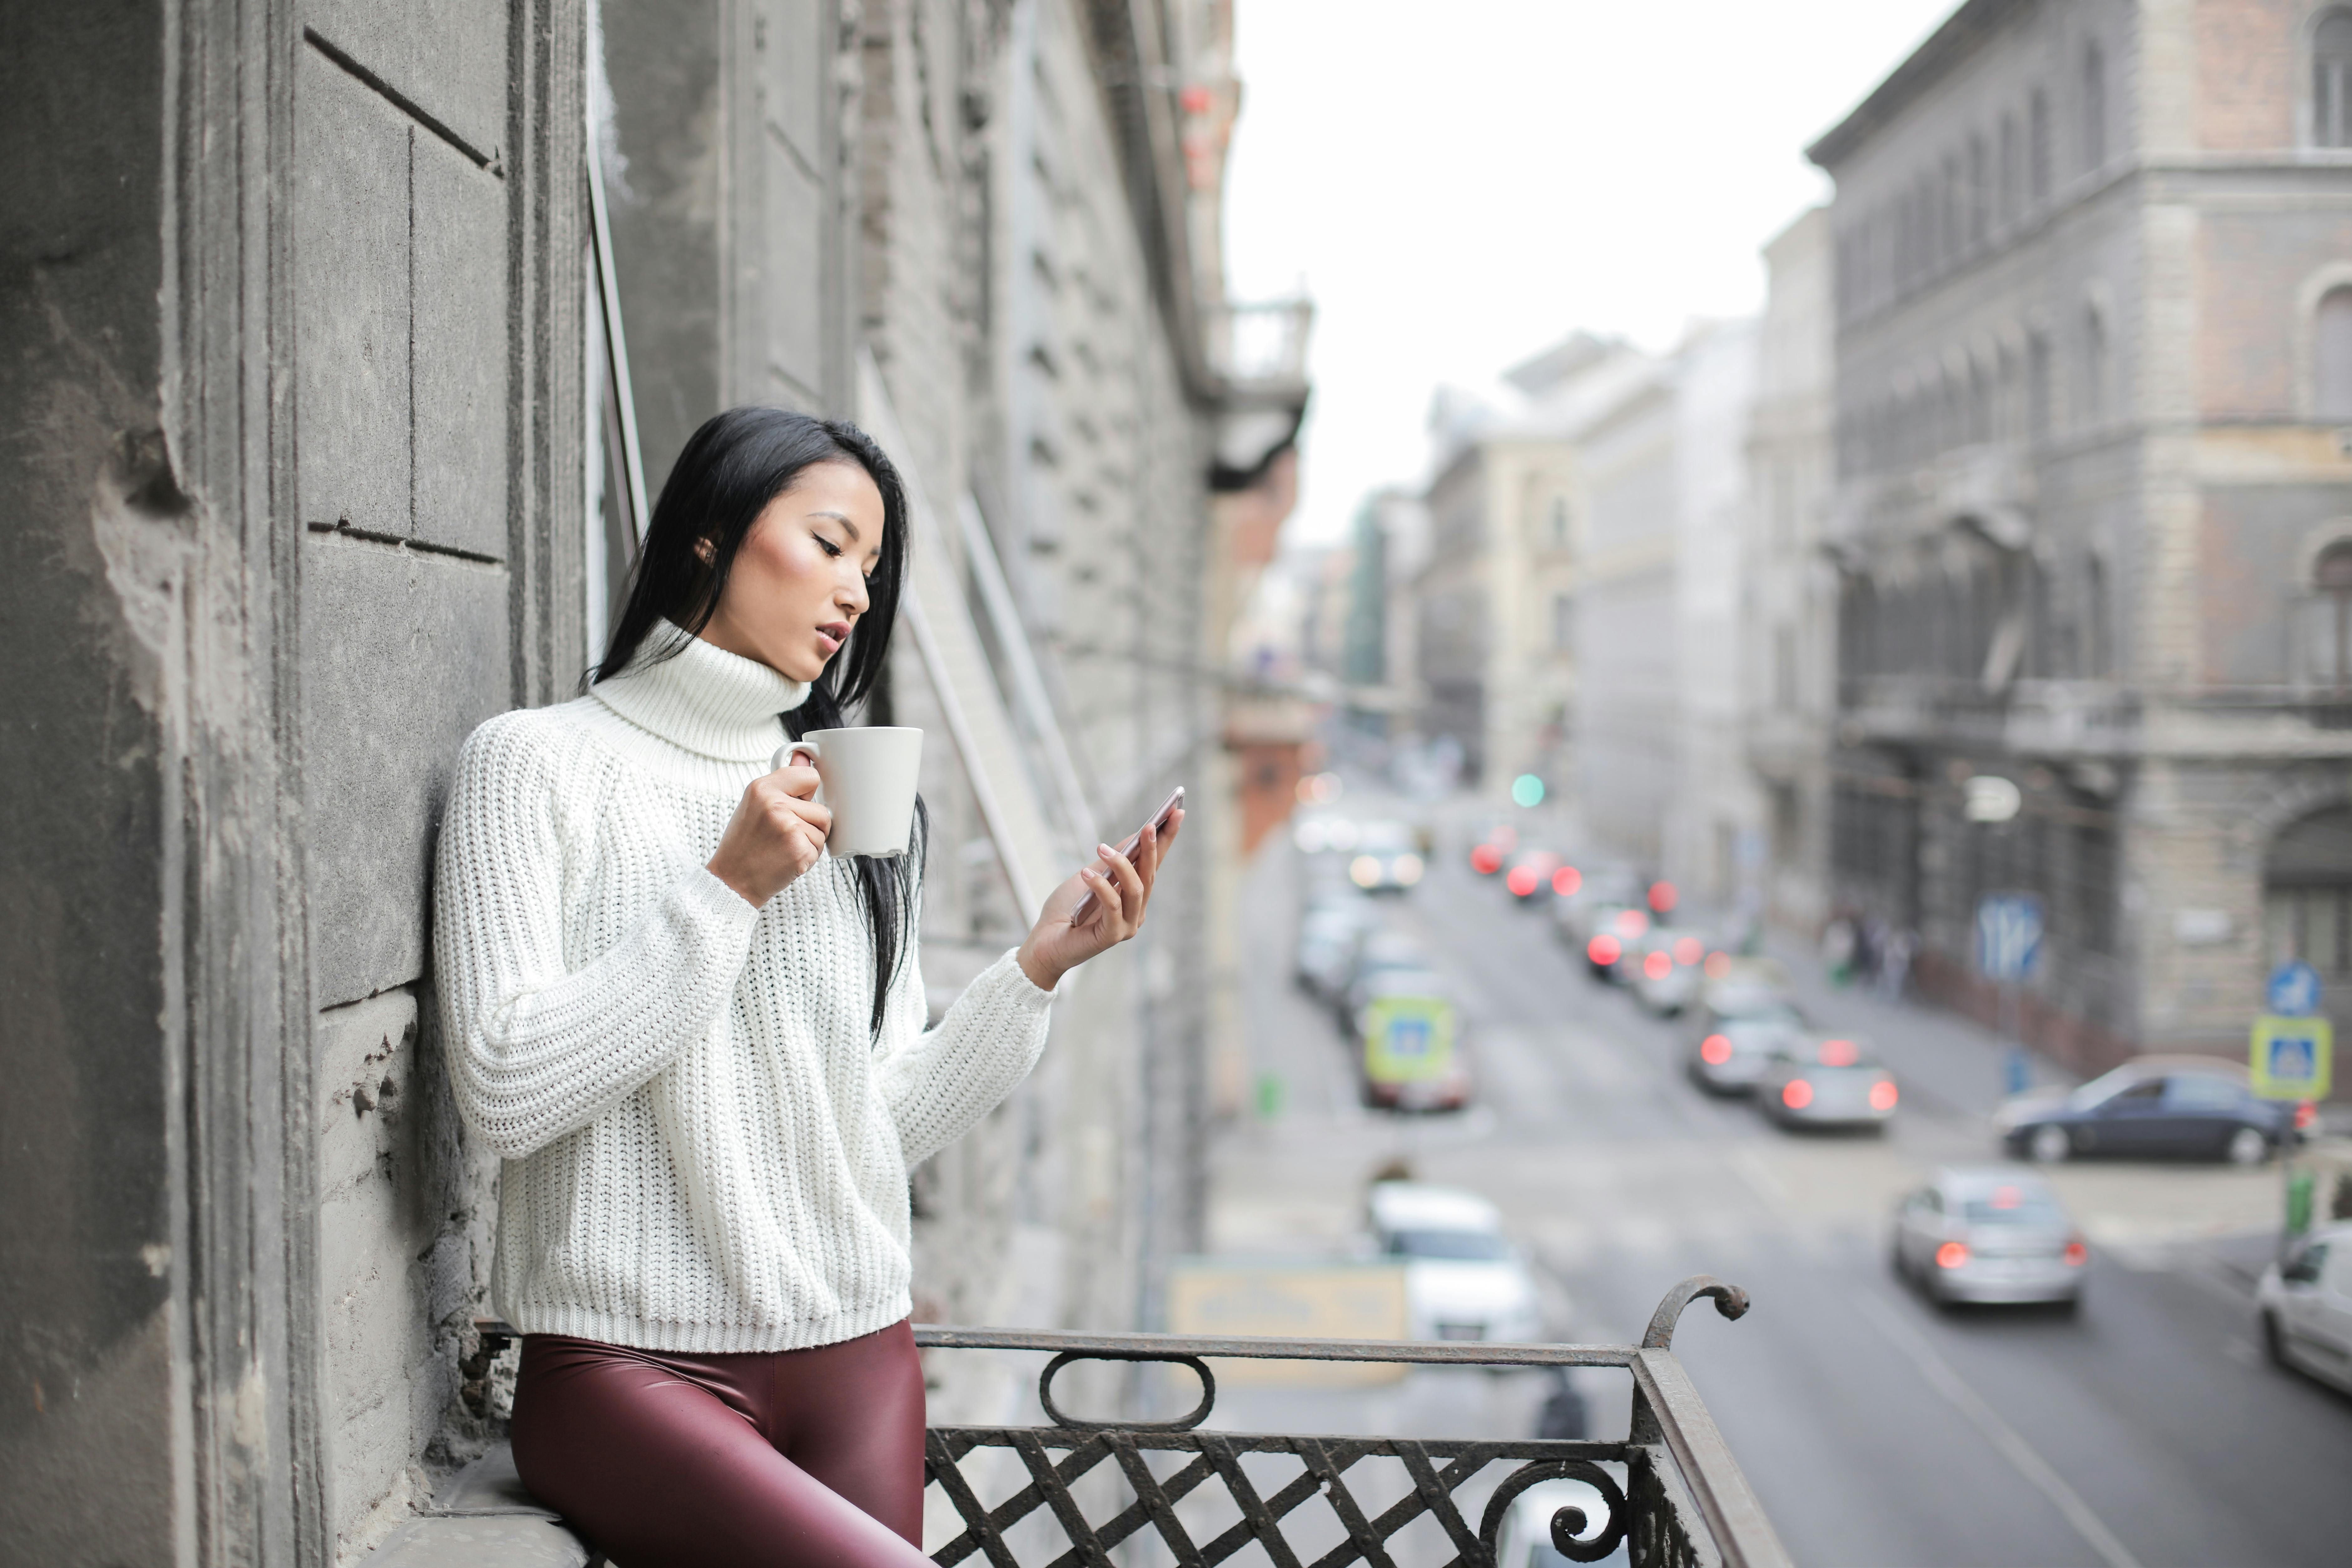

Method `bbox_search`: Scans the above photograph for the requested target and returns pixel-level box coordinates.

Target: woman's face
[699,461,888,684]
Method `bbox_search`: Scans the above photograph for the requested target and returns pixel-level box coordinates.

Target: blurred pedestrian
[1822,914,1857,988]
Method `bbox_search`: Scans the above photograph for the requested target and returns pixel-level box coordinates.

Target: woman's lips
[816,623,849,655]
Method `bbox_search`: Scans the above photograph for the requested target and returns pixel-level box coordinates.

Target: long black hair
[593,406,924,1037]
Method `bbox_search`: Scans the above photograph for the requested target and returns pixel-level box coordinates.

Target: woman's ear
[693,536,717,565]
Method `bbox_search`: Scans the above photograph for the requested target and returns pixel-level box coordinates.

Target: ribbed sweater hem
[501,1291,916,1355]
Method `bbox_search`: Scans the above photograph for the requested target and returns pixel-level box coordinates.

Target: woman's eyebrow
[808,508,860,543]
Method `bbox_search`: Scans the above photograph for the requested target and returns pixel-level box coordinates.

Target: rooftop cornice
[1806,0,2036,171]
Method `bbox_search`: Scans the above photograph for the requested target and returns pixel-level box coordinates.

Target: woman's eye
[816,536,843,558]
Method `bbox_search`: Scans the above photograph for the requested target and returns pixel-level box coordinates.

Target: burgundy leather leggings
[511,1320,934,1568]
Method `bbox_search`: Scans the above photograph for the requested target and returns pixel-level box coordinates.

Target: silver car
[1892,1167,2088,1308]
[1686,1005,1806,1096]
[2257,1222,2352,1393]
[1755,1034,1898,1131]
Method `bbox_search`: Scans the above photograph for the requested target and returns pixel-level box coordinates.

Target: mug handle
[771,741,824,808]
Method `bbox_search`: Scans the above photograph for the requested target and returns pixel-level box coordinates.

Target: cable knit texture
[433,623,1053,1353]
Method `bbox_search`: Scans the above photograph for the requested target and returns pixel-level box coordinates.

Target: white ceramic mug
[771,727,923,858]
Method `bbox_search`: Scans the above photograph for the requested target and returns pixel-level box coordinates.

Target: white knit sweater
[432,625,1054,1353]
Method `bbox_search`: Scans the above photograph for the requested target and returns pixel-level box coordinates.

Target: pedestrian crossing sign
[2251,1014,2332,1101]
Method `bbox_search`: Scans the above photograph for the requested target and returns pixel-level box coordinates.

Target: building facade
[1812,0,2352,1082]
[1743,208,1840,931]
[0,1,1302,1561]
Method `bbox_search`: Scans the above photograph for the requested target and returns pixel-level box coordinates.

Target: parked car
[1366,1182,1541,1341]
[1468,822,1519,876]
[1493,1476,1621,1568]
[1344,819,1426,893]
[1996,1059,2294,1165]
[1891,1167,2088,1308]
[1340,929,1436,1023]
[2258,1222,2352,1393]
[1566,903,1653,981]
[1294,899,1375,1002]
[1354,969,1470,1112]
[1757,1034,1897,1131]
[1503,849,1563,902]
[1630,928,1724,1016]
[1686,1004,1807,1096]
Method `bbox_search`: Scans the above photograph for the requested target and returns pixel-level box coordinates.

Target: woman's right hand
[707,763,833,907]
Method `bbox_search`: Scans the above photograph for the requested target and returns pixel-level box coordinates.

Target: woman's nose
[840,571,870,616]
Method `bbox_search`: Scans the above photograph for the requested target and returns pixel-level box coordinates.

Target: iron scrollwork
[1476,1458,1630,1565]
[1036,1348,1218,1432]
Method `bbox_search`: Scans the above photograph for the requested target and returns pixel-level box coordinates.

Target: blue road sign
[2267,960,2323,1018]
[1975,895,2043,982]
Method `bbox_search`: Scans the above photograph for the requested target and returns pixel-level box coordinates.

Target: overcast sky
[1222,0,1962,545]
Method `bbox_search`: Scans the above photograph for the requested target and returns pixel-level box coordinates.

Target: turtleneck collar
[591,620,813,762]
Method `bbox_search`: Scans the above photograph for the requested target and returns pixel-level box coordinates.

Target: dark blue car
[1997,1060,2297,1166]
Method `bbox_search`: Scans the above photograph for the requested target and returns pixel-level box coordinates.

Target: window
[2084,552,2110,677]
[1550,592,1573,653]
[2000,114,2019,225]
[2028,332,2052,446]
[2082,43,2107,171]
[2082,303,2109,426]
[1775,625,1797,709]
[2265,806,2352,979]
[1968,135,1988,248]
[2030,89,2052,203]
[2309,540,2352,688]
[2318,10,2352,147]
[2318,287,2352,418]
[1547,496,1571,549]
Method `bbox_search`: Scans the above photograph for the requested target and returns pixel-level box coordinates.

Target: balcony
[375,1278,1785,1568]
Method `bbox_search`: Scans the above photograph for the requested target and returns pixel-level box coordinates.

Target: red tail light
[1820,1038,1858,1067]
[1704,952,1730,979]
[1552,865,1581,896]
[1506,866,1539,896]
[1648,880,1678,913]
[1643,950,1672,980]
[1936,1241,1969,1269]
[1673,936,1702,966]
[1701,1034,1732,1065]
[1470,844,1503,875]
[2296,1101,2318,1131]
[1869,1079,1899,1111]
[1782,1079,1815,1110]
[2063,1239,2088,1267]
[1614,908,1649,937]
[1588,935,1622,966]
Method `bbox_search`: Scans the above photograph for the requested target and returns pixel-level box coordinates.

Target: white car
[1493,1477,1622,1568]
[1366,1182,1543,1343]
[2258,1221,2352,1393]
[1892,1166,2086,1308]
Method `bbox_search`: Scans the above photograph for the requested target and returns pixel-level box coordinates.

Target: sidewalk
[1757,930,2067,1125]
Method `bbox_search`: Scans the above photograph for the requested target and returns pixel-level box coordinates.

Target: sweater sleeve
[878,944,1055,1168]
[433,716,762,1159]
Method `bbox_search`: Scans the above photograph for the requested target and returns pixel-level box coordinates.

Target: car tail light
[1869,1079,1898,1111]
[2063,1239,2088,1267]
[1644,950,1672,980]
[1782,1079,1814,1110]
[1552,865,1581,896]
[1471,844,1503,875]
[1936,1241,1969,1269]
[1704,952,1730,979]
[1588,935,1622,966]
[1820,1038,1858,1067]
[1614,908,1649,937]
[1648,880,1678,913]
[1701,1034,1733,1065]
[1506,866,1539,896]
[2296,1101,2318,1131]
[1673,936,1702,966]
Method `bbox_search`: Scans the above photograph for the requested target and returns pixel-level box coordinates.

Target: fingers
[1095,840,1147,927]
[769,764,823,800]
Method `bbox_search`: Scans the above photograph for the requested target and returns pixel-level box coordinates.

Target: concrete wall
[3,1,586,1560]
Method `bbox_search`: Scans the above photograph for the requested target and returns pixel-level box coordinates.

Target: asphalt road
[1210,803,2352,1568]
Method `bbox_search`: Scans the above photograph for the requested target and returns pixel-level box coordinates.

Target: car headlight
[1349,856,1381,888]
[1393,854,1423,885]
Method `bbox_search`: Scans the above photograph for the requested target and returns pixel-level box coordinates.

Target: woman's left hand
[1015,812,1183,991]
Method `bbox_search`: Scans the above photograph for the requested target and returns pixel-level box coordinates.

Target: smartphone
[1068,786,1185,922]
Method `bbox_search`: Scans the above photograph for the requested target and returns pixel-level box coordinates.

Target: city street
[1211,800,2352,1568]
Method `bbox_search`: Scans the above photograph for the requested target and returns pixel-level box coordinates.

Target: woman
[433,407,1176,1567]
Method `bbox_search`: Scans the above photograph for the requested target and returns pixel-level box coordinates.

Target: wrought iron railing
[909,1275,1789,1568]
